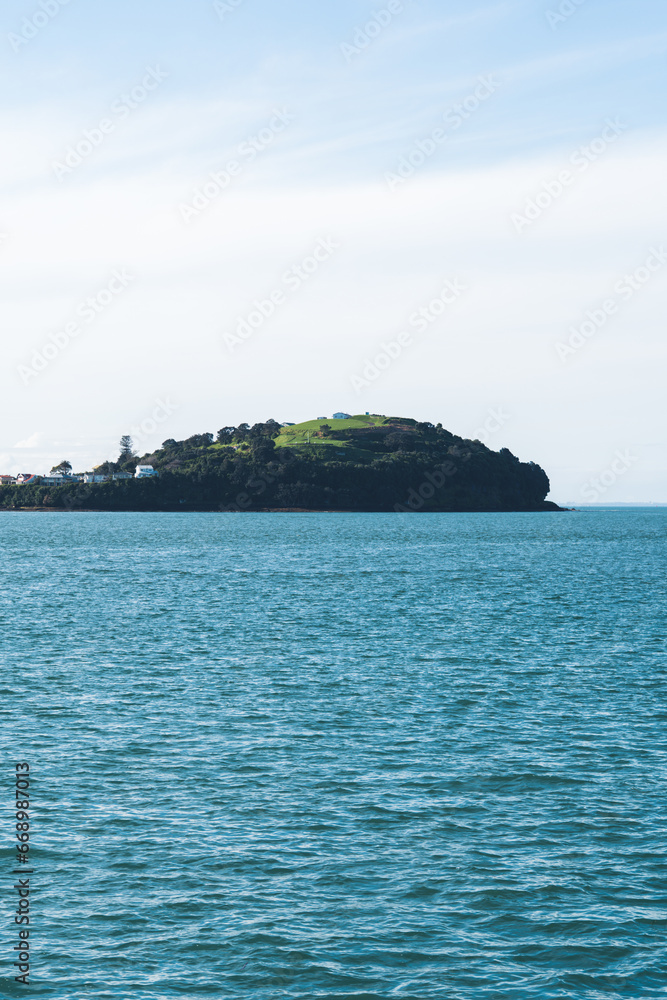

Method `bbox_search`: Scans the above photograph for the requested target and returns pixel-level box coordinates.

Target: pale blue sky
[2,0,666,500]
[4,1,665,172]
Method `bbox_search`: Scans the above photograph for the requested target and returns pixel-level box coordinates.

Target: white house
[42,473,83,485]
[16,474,40,485]
[134,465,158,479]
[83,474,108,484]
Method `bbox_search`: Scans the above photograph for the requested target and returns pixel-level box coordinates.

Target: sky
[1,0,666,503]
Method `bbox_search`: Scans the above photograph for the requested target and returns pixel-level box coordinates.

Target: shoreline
[0,505,570,514]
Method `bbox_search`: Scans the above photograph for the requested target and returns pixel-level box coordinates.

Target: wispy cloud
[501,28,667,89]
[14,432,42,449]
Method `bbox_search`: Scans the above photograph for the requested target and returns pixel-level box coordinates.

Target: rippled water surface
[1,510,666,999]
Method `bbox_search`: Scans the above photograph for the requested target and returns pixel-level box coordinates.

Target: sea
[1,509,666,999]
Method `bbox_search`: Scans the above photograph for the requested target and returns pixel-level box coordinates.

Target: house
[0,475,16,485]
[16,474,40,485]
[134,465,158,479]
[112,472,133,481]
[333,412,352,420]
[42,473,81,485]
[83,474,109,484]
[281,422,295,427]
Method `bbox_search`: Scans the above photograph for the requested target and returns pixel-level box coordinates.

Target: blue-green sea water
[1,510,666,999]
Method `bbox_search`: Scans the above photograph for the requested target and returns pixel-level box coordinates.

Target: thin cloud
[14,432,42,449]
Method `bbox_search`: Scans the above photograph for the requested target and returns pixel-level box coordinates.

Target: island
[0,414,563,512]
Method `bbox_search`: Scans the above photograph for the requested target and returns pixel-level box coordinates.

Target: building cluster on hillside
[0,466,159,486]
[281,413,355,427]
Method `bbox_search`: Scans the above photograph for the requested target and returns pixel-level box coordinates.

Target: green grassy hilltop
[277,413,387,439]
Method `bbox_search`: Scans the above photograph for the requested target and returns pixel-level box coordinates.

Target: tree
[386,432,416,451]
[185,433,214,448]
[264,419,281,439]
[94,461,115,476]
[119,435,135,459]
[50,460,72,475]
[250,438,276,462]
